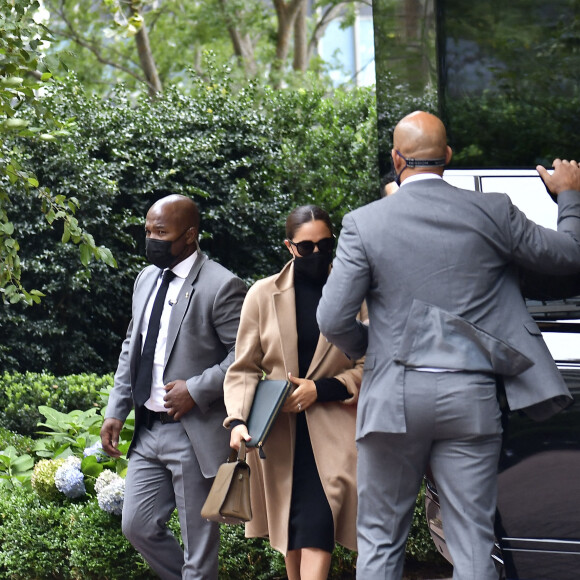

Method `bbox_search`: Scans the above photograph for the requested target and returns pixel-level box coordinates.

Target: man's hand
[537,159,580,195]
[164,380,195,420]
[282,372,317,413]
[100,418,124,458]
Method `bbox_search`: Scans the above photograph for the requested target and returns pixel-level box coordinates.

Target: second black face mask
[145,237,175,269]
[293,251,332,284]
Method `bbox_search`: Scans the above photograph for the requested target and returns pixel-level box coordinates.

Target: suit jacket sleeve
[509,190,580,274]
[317,212,370,360]
[106,269,147,423]
[185,275,247,413]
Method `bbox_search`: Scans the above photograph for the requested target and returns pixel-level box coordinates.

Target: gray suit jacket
[106,252,247,477]
[317,179,580,438]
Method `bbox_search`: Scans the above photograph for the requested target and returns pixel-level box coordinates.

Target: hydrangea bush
[27,405,128,515]
[31,446,126,515]
[1,384,442,577]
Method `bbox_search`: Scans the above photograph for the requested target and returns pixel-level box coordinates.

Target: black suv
[424,170,580,580]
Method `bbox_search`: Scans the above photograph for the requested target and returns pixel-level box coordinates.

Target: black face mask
[293,251,332,284]
[145,237,175,269]
[145,228,191,269]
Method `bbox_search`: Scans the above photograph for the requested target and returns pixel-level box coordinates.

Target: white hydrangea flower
[97,478,125,516]
[94,469,122,494]
[62,456,82,471]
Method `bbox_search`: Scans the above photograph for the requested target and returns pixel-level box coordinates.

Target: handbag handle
[237,440,247,462]
[228,440,247,463]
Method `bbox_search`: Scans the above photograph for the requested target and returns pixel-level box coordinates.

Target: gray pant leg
[123,422,219,580]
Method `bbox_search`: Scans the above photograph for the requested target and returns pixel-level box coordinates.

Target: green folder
[246,379,292,458]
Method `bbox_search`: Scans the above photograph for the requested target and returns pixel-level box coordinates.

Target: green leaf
[80,243,91,266]
[97,246,117,268]
[61,224,71,243]
[81,456,103,477]
[11,455,34,472]
[0,222,15,235]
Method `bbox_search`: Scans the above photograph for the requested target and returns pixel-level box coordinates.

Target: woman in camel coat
[224,205,364,580]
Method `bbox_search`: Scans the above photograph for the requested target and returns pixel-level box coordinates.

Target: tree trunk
[293,0,308,71]
[131,4,162,97]
[272,0,308,84]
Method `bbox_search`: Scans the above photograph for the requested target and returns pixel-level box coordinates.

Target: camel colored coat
[223,260,364,554]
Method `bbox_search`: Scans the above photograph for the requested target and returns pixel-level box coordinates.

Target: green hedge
[0,486,154,579]
[0,484,437,579]
[0,372,112,437]
[0,427,34,455]
[0,67,434,376]
[0,486,355,579]
[0,372,442,578]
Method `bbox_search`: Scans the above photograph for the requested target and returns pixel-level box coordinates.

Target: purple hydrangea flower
[83,441,108,462]
[54,457,86,499]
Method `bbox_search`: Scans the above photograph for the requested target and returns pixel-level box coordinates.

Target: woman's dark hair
[285,205,333,239]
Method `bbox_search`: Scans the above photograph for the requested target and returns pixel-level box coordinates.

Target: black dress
[287,271,349,553]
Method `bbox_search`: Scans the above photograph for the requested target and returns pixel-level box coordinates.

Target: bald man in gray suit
[317,111,580,580]
[101,195,246,579]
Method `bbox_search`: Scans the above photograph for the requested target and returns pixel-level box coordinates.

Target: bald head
[391,111,452,183]
[145,194,199,267]
[148,194,200,232]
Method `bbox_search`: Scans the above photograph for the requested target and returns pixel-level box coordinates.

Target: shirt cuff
[314,378,350,402]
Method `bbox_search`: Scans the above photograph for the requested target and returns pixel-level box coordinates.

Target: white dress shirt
[399,172,443,186]
[141,252,197,411]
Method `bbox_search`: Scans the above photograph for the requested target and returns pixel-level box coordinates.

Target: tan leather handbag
[201,441,252,524]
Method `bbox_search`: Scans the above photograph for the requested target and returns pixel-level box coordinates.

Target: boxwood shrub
[0,372,112,437]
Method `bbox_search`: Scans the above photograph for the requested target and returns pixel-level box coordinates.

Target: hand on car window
[537,159,580,195]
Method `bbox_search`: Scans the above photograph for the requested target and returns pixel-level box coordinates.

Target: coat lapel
[130,267,161,377]
[134,268,161,325]
[272,261,300,377]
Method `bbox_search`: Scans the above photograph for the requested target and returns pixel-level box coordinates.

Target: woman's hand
[282,372,318,413]
[230,423,251,451]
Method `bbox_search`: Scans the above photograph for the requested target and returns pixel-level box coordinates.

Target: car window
[444,170,557,229]
[543,331,580,362]
[481,177,558,231]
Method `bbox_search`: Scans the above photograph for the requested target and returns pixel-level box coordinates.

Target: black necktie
[133,269,176,408]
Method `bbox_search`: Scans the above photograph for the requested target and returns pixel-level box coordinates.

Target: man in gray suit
[317,111,580,580]
[101,194,246,579]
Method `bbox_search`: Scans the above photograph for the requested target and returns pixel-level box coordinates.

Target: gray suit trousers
[122,421,219,580]
[356,370,502,580]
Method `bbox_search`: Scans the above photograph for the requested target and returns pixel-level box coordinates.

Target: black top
[288,267,348,552]
[294,269,349,402]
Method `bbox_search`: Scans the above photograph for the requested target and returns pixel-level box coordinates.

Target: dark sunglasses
[288,236,335,257]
